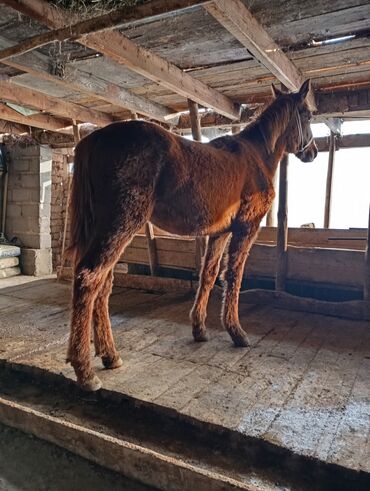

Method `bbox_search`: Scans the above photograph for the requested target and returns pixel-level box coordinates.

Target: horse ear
[298,79,311,101]
[271,84,282,98]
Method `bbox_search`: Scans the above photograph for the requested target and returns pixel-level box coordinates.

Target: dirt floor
[1,276,370,478]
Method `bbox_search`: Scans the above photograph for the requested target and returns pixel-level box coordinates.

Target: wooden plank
[247,245,366,288]
[0,1,212,62]
[0,35,175,124]
[0,102,71,133]
[364,205,370,301]
[205,0,316,109]
[3,0,240,120]
[324,131,336,228]
[0,0,205,61]
[316,133,370,152]
[257,227,367,250]
[187,98,207,272]
[0,118,28,135]
[0,80,113,127]
[83,31,240,119]
[239,289,370,321]
[145,222,158,276]
[276,155,288,291]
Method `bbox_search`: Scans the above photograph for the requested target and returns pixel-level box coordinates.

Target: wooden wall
[119,227,367,289]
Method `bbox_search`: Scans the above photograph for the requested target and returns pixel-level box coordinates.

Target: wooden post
[266,172,278,227]
[231,125,239,135]
[324,131,336,228]
[58,122,80,280]
[145,222,158,276]
[276,154,289,291]
[364,204,370,301]
[187,99,202,141]
[188,99,206,273]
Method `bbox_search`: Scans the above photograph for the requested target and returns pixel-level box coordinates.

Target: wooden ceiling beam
[0,40,175,123]
[0,102,71,133]
[0,24,177,122]
[0,1,211,61]
[0,79,114,127]
[205,0,316,111]
[2,0,240,120]
[0,117,29,135]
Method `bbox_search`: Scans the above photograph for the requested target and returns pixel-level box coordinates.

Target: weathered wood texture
[365,205,370,301]
[0,80,113,126]
[205,0,316,109]
[0,0,368,131]
[276,155,288,291]
[2,0,239,120]
[117,233,367,289]
[1,277,370,480]
[324,131,336,228]
[0,102,70,133]
[144,222,158,276]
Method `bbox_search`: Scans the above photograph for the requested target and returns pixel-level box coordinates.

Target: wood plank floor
[1,276,370,474]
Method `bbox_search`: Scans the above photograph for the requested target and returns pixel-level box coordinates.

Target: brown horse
[67,79,317,391]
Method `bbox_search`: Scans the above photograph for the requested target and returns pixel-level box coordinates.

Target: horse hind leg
[92,268,123,370]
[190,233,229,341]
[68,191,153,391]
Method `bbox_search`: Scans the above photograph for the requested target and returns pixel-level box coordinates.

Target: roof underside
[0,0,369,136]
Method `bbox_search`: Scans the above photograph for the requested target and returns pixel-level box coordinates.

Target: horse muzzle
[296,141,318,162]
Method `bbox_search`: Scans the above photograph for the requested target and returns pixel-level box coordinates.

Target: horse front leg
[190,233,229,341]
[222,222,260,347]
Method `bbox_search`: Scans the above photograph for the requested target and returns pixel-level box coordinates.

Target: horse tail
[67,137,94,264]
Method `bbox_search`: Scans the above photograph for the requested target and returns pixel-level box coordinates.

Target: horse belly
[151,194,240,237]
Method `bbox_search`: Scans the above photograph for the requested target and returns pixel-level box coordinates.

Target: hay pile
[49,0,147,16]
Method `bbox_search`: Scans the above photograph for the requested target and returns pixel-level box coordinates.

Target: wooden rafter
[0,37,175,123]
[0,79,113,127]
[0,118,28,135]
[205,0,355,134]
[205,0,316,110]
[2,0,240,120]
[0,1,211,61]
[0,102,71,133]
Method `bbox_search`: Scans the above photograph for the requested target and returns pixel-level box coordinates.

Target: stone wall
[5,141,52,276]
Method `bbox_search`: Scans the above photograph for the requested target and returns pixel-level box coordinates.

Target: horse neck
[241,98,296,176]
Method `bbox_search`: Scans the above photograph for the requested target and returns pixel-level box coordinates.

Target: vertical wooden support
[276,154,289,291]
[324,131,336,228]
[145,222,158,276]
[231,125,239,135]
[266,172,278,227]
[364,204,370,301]
[58,122,80,279]
[188,99,206,273]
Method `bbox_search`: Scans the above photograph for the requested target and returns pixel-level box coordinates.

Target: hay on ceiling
[50,0,148,17]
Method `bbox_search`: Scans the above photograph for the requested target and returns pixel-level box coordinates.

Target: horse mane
[241,95,297,148]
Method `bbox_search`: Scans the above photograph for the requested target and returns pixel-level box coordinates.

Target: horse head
[271,79,318,163]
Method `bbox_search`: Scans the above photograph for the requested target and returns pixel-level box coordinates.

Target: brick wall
[51,149,71,272]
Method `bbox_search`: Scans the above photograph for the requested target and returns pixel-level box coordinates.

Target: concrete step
[0,364,369,491]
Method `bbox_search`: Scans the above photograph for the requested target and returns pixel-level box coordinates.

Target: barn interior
[0,1,370,490]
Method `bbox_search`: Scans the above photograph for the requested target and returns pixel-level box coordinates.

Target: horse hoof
[193,332,209,342]
[80,375,102,392]
[232,333,250,348]
[102,354,123,370]
[192,326,208,342]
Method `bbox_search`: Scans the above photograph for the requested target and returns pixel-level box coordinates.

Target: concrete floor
[0,422,156,491]
[1,276,370,476]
